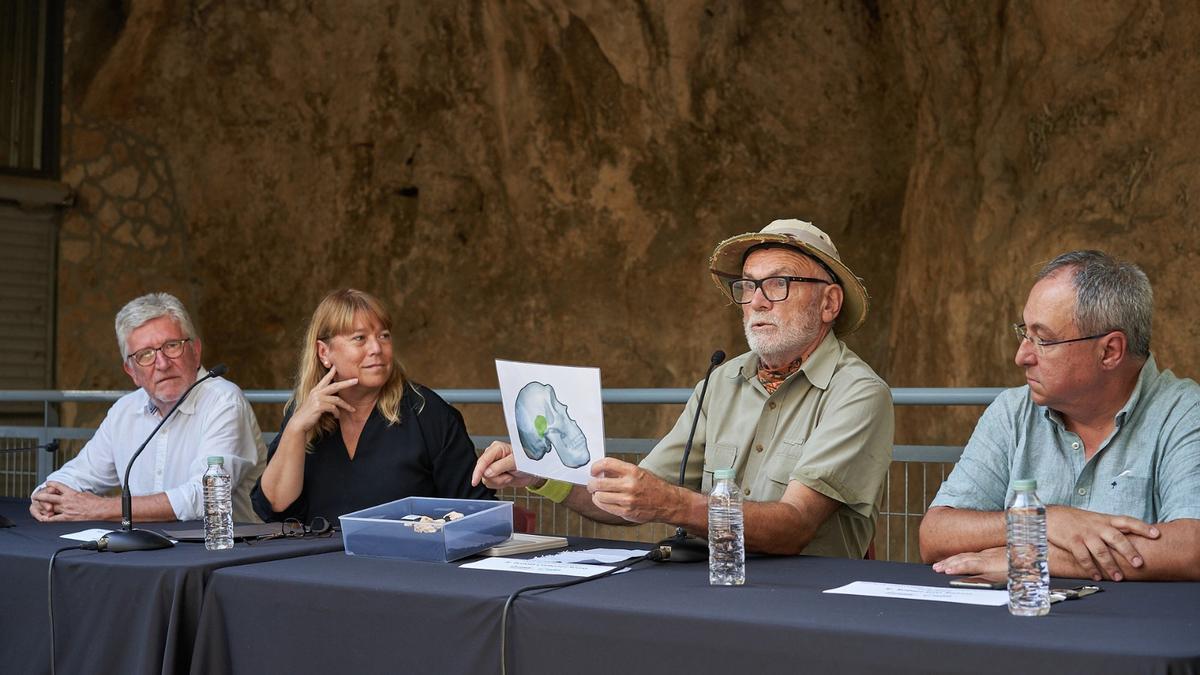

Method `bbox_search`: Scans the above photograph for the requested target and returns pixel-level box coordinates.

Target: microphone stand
[656,350,725,563]
[0,440,59,454]
[1,442,59,528]
[97,364,227,552]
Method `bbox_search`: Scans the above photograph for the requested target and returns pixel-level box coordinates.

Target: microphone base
[99,528,175,553]
[656,531,708,563]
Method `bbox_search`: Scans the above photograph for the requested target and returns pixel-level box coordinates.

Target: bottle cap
[713,468,736,480]
[206,456,225,466]
[1012,478,1037,491]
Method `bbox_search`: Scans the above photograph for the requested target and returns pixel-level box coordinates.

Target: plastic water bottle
[1007,478,1049,616]
[203,456,234,550]
[708,468,745,586]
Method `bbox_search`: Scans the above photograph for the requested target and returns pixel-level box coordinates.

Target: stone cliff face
[57,0,1197,451]
[885,1,1200,441]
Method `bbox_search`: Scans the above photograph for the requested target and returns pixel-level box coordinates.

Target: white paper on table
[823,581,1009,606]
[60,528,112,542]
[460,557,616,577]
[534,548,649,564]
[495,359,605,485]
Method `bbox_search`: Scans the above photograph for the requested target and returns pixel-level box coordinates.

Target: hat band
[742,241,841,286]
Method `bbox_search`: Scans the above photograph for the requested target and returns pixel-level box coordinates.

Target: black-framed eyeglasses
[1012,323,1110,356]
[126,338,192,367]
[725,275,832,304]
[248,516,335,544]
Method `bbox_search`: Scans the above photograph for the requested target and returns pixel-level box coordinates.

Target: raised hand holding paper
[496,360,605,485]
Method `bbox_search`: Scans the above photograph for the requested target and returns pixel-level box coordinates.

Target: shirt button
[744,488,751,496]
[1077,487,1088,496]
[768,402,777,410]
[1072,442,1080,450]
[755,444,764,453]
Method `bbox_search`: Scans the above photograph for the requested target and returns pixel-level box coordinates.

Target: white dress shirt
[33,369,267,522]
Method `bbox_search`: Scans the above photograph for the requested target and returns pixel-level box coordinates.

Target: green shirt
[639,332,894,558]
[930,355,1200,522]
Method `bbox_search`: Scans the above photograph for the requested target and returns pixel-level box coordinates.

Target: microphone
[97,364,228,552]
[656,349,725,563]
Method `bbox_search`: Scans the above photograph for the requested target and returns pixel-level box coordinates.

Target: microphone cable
[499,546,667,675]
[48,542,97,675]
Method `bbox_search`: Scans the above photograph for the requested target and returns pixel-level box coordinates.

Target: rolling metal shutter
[0,201,56,391]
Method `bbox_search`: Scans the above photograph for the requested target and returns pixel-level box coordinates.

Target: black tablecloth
[0,498,345,675]
[191,543,1200,675]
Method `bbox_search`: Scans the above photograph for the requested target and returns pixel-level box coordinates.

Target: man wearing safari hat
[473,220,894,558]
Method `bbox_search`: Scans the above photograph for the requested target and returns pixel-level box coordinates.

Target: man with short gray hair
[30,293,266,523]
[921,250,1200,581]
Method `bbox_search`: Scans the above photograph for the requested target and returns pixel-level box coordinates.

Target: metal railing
[0,386,1003,561]
[0,387,1006,405]
[0,385,1001,464]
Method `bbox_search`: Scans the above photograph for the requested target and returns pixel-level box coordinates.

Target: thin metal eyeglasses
[126,338,193,367]
[1012,323,1110,355]
[724,275,833,304]
[248,517,335,544]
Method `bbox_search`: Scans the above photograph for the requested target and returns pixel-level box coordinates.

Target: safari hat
[708,219,869,334]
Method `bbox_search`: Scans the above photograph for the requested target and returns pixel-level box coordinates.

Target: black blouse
[251,384,494,523]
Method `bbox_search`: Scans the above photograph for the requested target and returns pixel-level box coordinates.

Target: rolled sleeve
[788,377,894,519]
[639,379,707,488]
[164,468,204,521]
[929,395,1015,512]
[169,393,264,521]
[164,451,255,521]
[1155,402,1200,522]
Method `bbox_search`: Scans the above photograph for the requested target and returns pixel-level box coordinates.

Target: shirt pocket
[1102,473,1155,522]
[761,439,805,501]
[701,442,739,494]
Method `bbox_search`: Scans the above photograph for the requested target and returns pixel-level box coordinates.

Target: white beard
[743,296,823,365]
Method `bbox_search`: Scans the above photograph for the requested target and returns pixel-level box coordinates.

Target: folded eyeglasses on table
[245,517,336,543]
[163,517,336,544]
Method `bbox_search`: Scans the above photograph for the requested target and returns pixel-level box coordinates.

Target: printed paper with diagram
[496,359,605,485]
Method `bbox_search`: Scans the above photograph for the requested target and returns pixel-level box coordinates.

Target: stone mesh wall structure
[56,107,195,428]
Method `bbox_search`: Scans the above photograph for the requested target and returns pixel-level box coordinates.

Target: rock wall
[57,0,910,439]
[57,0,1198,451]
[885,0,1200,443]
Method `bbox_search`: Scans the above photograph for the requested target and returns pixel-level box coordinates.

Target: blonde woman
[252,289,492,523]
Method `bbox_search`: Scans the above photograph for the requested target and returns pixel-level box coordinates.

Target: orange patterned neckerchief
[756,356,805,394]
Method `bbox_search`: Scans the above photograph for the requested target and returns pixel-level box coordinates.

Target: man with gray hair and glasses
[922,251,1200,581]
[30,293,266,523]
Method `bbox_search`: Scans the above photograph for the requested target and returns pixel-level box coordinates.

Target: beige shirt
[640,332,894,557]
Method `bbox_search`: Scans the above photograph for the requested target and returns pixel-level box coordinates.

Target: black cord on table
[49,543,93,675]
[499,547,666,675]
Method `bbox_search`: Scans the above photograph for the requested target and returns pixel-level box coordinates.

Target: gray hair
[114,293,197,359]
[1036,250,1152,359]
